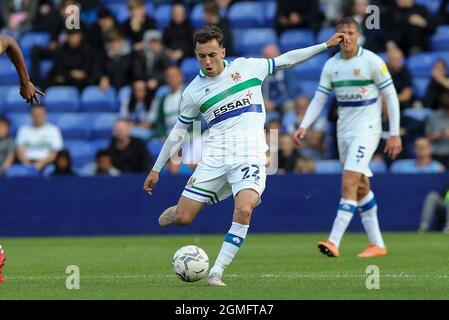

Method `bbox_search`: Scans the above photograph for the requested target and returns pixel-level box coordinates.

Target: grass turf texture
[0,232,448,299]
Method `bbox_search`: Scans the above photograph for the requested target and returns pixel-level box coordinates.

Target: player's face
[337,24,360,53]
[195,39,226,77]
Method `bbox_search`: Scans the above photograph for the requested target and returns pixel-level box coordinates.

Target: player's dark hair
[0,116,10,127]
[337,17,361,31]
[193,25,224,47]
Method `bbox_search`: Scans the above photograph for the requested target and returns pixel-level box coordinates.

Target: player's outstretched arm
[0,35,44,104]
[273,33,349,71]
[381,85,402,159]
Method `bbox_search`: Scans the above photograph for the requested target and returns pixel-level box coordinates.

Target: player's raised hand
[143,170,159,196]
[325,33,350,48]
[384,135,402,160]
[20,80,45,105]
[293,127,307,146]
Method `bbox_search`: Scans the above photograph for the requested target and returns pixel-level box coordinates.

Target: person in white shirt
[16,104,63,171]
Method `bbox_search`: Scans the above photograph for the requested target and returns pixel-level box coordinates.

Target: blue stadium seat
[155,84,170,99]
[390,159,414,173]
[19,32,51,57]
[429,25,449,51]
[8,113,31,136]
[317,27,334,44]
[228,2,265,28]
[412,78,430,99]
[289,53,328,81]
[64,140,99,167]
[407,52,449,78]
[415,0,441,15]
[377,52,387,62]
[190,3,204,29]
[264,1,276,27]
[402,108,433,122]
[81,86,117,112]
[154,4,172,30]
[280,30,315,52]
[106,4,129,23]
[90,112,120,139]
[315,160,342,174]
[233,28,277,56]
[5,86,29,113]
[298,80,318,98]
[369,160,387,174]
[147,140,165,158]
[6,164,40,177]
[181,57,200,83]
[40,59,54,80]
[91,139,110,150]
[0,57,18,85]
[0,85,13,113]
[47,113,92,140]
[44,86,80,112]
[117,86,132,109]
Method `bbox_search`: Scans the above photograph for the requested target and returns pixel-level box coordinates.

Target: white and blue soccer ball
[172,245,209,282]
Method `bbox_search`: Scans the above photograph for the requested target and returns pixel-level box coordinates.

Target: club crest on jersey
[353,68,361,76]
[231,72,241,82]
[360,87,368,96]
[245,90,253,100]
[187,177,196,187]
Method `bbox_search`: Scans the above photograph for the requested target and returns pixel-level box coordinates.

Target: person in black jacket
[276,0,320,34]
[121,0,157,51]
[203,0,235,55]
[424,60,449,110]
[108,119,152,173]
[162,3,195,64]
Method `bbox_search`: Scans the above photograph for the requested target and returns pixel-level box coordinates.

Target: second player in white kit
[144,25,349,285]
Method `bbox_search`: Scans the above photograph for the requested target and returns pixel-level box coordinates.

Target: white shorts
[182,159,266,205]
[337,134,381,177]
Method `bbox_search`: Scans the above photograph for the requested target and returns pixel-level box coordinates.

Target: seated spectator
[120,79,154,140]
[51,149,75,176]
[278,133,299,174]
[386,46,413,110]
[276,0,320,34]
[0,117,15,175]
[86,149,120,176]
[424,60,449,110]
[293,157,316,174]
[44,28,92,90]
[16,104,63,171]
[87,7,118,53]
[147,65,184,138]
[121,0,157,51]
[163,3,195,64]
[262,44,289,108]
[392,137,446,173]
[135,30,171,91]
[418,184,449,233]
[203,0,234,55]
[2,0,38,37]
[96,28,139,91]
[426,91,449,168]
[108,119,152,173]
[384,0,436,55]
[284,95,327,160]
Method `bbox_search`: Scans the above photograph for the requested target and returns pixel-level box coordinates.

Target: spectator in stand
[108,119,152,173]
[384,0,436,55]
[276,0,320,34]
[203,0,234,55]
[386,46,413,111]
[2,0,38,37]
[16,104,63,171]
[87,7,118,53]
[0,117,15,176]
[392,137,445,173]
[162,3,195,64]
[44,28,92,90]
[121,0,157,51]
[322,0,344,27]
[135,30,171,91]
[424,60,449,110]
[87,149,120,176]
[426,91,449,169]
[147,65,184,138]
[50,149,75,176]
[418,183,449,233]
[32,0,62,34]
[278,133,299,173]
[293,157,316,174]
[262,44,289,109]
[96,28,139,91]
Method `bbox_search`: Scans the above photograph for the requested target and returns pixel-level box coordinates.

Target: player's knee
[357,186,368,200]
[233,205,253,222]
[174,207,194,226]
[342,174,359,192]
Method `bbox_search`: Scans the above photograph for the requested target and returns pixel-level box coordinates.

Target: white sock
[358,191,385,248]
[328,199,357,248]
[209,222,249,277]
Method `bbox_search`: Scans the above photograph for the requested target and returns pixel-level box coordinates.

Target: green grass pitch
[0,232,448,299]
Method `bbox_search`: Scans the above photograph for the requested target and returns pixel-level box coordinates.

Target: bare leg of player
[208,189,259,286]
[158,196,205,227]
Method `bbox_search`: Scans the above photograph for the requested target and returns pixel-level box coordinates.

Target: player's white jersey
[177,58,275,164]
[317,46,393,138]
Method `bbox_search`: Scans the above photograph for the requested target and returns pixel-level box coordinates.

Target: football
[172,245,209,282]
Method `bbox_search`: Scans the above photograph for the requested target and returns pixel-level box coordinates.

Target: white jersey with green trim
[178,58,275,164]
[317,47,393,138]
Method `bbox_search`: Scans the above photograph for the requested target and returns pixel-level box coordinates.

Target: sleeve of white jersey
[151,90,198,173]
[245,58,275,81]
[370,54,393,91]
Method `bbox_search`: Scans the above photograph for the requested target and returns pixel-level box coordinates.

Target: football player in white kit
[294,17,402,258]
[144,25,349,285]
[0,35,44,284]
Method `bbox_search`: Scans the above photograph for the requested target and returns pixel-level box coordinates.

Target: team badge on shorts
[231,72,241,82]
[187,177,197,187]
